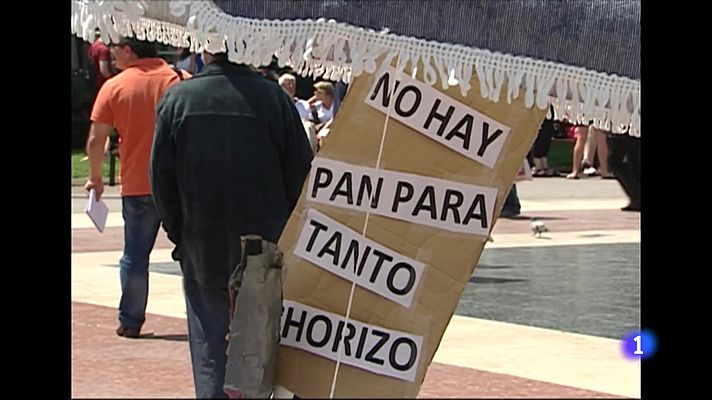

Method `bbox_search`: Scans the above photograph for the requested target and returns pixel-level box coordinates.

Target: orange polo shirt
[91,58,190,196]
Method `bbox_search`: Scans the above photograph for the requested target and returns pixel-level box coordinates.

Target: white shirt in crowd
[176,57,192,71]
[293,98,310,120]
[312,101,334,124]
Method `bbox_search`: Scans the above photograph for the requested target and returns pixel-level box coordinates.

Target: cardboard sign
[276,59,546,398]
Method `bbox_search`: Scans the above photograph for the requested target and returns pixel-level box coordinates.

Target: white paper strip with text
[364,67,510,168]
[307,157,498,237]
[295,208,426,307]
[280,300,424,382]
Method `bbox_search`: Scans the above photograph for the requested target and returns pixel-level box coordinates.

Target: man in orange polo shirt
[85,36,190,338]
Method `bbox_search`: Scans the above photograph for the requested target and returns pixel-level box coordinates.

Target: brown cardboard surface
[276,60,546,398]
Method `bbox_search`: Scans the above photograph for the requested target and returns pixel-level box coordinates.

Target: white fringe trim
[72,0,640,136]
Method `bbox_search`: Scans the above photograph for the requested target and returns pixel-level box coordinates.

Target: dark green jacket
[151,61,313,287]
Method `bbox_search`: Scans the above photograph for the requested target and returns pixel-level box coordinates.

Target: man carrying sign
[151,50,313,398]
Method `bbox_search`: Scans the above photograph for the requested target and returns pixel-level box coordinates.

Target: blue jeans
[118,195,161,330]
[183,278,230,399]
[501,184,521,216]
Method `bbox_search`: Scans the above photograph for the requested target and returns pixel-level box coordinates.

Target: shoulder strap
[172,66,184,81]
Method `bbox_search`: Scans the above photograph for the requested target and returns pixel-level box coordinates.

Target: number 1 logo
[622,330,657,360]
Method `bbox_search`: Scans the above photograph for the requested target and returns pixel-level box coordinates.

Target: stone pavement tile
[516,179,627,201]
[434,315,639,398]
[459,243,640,339]
[492,209,640,234]
[519,198,627,211]
[72,208,639,253]
[419,363,625,398]
[72,302,194,398]
[73,302,625,399]
[487,229,639,249]
[72,250,187,319]
[72,227,174,253]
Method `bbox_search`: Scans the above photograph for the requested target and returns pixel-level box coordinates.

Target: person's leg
[532,156,544,175]
[606,134,640,211]
[630,136,641,187]
[541,129,554,158]
[624,136,641,208]
[582,124,598,173]
[526,148,535,172]
[594,127,613,177]
[533,126,554,175]
[500,184,521,218]
[532,130,546,175]
[118,195,161,335]
[567,126,587,179]
[183,278,231,399]
[302,121,318,154]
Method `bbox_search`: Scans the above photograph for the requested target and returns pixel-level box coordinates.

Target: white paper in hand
[85,188,109,233]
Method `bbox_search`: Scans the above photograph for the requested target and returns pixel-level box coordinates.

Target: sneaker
[583,167,598,176]
[116,325,141,338]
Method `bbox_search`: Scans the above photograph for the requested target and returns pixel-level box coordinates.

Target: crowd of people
[501,108,641,219]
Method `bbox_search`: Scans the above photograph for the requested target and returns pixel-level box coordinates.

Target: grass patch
[71,150,120,179]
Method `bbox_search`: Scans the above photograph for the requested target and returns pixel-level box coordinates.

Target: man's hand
[85,178,104,200]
